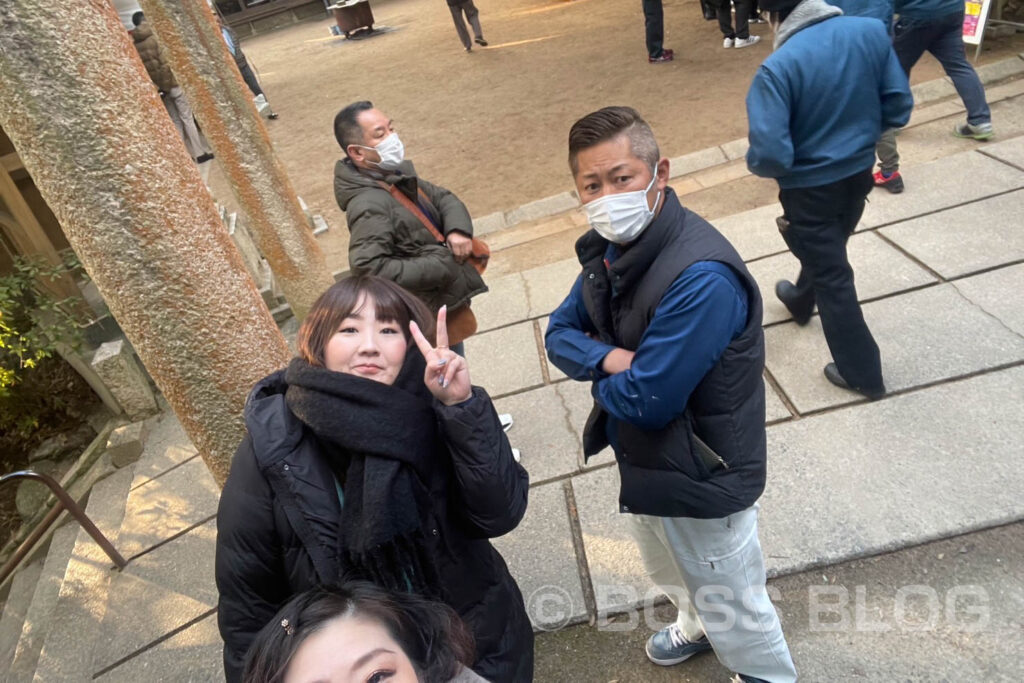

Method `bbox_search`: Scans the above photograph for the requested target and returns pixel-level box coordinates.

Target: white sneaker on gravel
[734,35,761,49]
[723,37,735,48]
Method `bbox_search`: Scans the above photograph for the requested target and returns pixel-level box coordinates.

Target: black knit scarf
[284,351,442,596]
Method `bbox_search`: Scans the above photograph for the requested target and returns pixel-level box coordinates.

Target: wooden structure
[0,125,79,302]
[214,0,327,35]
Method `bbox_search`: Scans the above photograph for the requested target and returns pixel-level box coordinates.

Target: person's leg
[891,16,932,75]
[642,0,665,57]
[165,86,209,160]
[449,4,472,49]
[734,0,752,39]
[876,128,900,175]
[713,0,735,39]
[658,507,797,682]
[628,514,705,642]
[779,174,884,392]
[237,62,264,98]
[928,11,991,125]
[462,0,484,41]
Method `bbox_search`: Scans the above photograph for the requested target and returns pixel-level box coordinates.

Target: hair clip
[281,618,294,636]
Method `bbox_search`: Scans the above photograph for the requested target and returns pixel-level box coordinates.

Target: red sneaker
[649,48,674,64]
[873,169,904,194]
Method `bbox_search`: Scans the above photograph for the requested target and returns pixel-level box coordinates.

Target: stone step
[7,522,78,681]
[0,560,43,674]
[33,467,134,682]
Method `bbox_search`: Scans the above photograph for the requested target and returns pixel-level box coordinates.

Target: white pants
[629,505,797,682]
[162,86,210,160]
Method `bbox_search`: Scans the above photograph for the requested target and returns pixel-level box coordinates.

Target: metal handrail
[0,470,126,585]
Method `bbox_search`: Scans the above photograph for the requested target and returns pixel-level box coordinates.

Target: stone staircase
[1,59,1022,682]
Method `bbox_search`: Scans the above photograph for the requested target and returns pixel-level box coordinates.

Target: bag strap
[376,181,446,244]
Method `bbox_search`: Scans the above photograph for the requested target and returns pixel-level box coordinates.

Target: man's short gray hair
[568,106,660,175]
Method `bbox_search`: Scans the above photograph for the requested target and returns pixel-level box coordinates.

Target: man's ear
[346,144,362,162]
[655,157,670,190]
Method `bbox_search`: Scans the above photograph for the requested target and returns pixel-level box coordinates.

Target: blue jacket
[895,0,962,19]
[746,12,912,189]
[829,0,893,27]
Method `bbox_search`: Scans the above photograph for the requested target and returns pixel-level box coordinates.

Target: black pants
[714,0,753,39]
[642,0,665,57]
[238,62,264,98]
[778,169,884,392]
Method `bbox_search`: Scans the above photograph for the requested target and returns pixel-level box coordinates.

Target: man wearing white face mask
[333,101,486,350]
[545,107,796,683]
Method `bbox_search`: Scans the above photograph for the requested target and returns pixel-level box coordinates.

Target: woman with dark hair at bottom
[243,583,485,683]
[216,276,532,683]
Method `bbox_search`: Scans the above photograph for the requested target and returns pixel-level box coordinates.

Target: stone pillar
[138,0,334,321]
[90,339,160,420]
[0,0,291,485]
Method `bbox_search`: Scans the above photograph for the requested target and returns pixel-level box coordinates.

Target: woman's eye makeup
[367,671,394,683]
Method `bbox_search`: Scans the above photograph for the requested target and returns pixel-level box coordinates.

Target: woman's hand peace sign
[409,306,473,406]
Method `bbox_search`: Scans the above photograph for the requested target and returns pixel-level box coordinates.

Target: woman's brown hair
[296,275,435,366]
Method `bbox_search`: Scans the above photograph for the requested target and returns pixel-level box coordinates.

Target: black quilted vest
[577,189,767,518]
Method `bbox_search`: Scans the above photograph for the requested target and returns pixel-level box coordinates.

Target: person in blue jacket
[746,0,912,400]
[874,0,995,193]
[546,106,796,682]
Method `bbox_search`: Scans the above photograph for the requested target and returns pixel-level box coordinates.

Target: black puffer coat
[215,371,533,683]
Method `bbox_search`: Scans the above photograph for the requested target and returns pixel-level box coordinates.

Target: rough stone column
[139,0,334,321]
[0,0,291,485]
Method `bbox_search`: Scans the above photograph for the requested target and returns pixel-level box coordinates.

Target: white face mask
[582,171,660,244]
[358,132,404,171]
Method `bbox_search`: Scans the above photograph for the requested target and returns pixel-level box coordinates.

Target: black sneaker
[775,280,813,325]
[824,363,885,401]
[475,37,488,46]
[195,153,214,164]
[649,48,674,64]
[873,169,904,194]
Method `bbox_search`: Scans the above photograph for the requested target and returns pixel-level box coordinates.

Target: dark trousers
[449,0,483,49]
[778,169,884,392]
[714,0,753,39]
[893,10,990,125]
[642,0,665,57]
[238,63,264,98]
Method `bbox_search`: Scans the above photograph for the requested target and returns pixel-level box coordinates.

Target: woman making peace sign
[215,276,533,683]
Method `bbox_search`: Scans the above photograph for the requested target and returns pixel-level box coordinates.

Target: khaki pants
[163,86,210,160]
[629,505,797,682]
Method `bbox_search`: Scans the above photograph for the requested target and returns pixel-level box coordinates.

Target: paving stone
[720,137,749,161]
[667,176,703,196]
[522,258,579,318]
[492,482,587,630]
[980,134,1024,170]
[974,55,1024,85]
[693,159,752,188]
[906,98,964,128]
[860,150,1024,228]
[473,272,529,332]
[667,146,727,178]
[572,466,652,615]
[710,203,787,262]
[748,231,936,324]
[464,321,544,398]
[764,378,792,423]
[554,379,614,469]
[953,263,1024,336]
[879,190,1024,278]
[129,412,198,487]
[472,210,506,236]
[34,467,133,682]
[117,457,220,559]
[758,367,1024,578]
[538,316,567,382]
[0,560,43,673]
[493,385,581,484]
[910,76,957,106]
[94,612,221,682]
[765,284,1024,413]
[505,191,578,226]
[984,77,1024,104]
[106,420,150,468]
[95,519,217,671]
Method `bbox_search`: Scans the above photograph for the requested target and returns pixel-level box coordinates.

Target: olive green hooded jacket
[334,158,487,312]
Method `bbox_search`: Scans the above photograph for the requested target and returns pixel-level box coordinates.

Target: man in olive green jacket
[333,101,486,315]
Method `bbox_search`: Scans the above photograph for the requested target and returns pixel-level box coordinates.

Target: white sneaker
[499,413,513,432]
[723,37,735,48]
[734,35,761,49]
[511,448,521,463]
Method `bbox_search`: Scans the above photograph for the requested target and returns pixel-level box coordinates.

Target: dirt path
[210,0,1024,270]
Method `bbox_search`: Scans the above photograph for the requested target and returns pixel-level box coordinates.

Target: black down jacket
[215,371,533,682]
